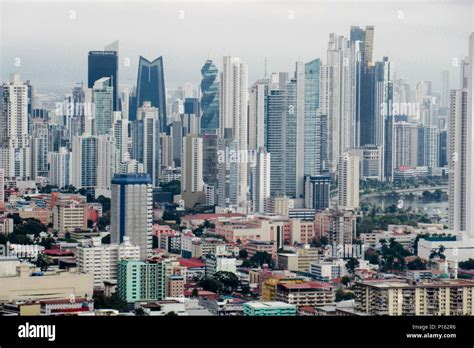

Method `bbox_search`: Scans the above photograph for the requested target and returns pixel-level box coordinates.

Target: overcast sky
[0,0,473,93]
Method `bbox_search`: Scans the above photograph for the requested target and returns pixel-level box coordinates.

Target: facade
[88,50,118,111]
[181,134,205,208]
[117,260,165,304]
[52,194,88,232]
[0,74,31,180]
[304,174,330,210]
[76,237,140,288]
[135,56,167,132]
[110,173,153,260]
[337,151,360,209]
[200,59,219,133]
[0,265,93,302]
[355,279,474,316]
[243,301,297,316]
[276,281,335,308]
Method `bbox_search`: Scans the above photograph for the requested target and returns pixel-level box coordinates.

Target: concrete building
[243,301,296,316]
[76,236,140,289]
[0,265,93,302]
[117,260,165,304]
[110,173,153,260]
[276,281,335,308]
[355,279,474,316]
[52,194,87,232]
[337,151,360,209]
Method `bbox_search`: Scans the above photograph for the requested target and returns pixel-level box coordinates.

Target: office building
[110,173,153,260]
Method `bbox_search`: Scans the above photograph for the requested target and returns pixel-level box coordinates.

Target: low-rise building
[243,301,297,316]
[354,279,474,315]
[276,281,335,308]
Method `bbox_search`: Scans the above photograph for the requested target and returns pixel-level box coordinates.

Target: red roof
[179,258,206,268]
[43,249,75,256]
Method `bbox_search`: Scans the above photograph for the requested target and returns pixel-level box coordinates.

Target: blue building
[88,50,118,111]
[136,56,168,133]
[200,59,219,133]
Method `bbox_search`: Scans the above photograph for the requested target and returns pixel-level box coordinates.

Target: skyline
[1,0,472,91]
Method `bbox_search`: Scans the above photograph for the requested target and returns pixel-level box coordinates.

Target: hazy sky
[0,0,473,93]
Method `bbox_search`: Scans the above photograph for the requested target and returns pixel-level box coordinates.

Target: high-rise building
[132,102,160,187]
[466,33,474,235]
[76,236,140,289]
[337,151,360,210]
[200,59,219,133]
[31,121,49,179]
[248,79,268,151]
[117,259,165,304]
[418,125,439,169]
[135,56,168,133]
[48,147,71,189]
[219,57,249,210]
[304,174,331,211]
[251,147,270,213]
[0,74,31,179]
[92,77,114,136]
[304,59,322,176]
[181,134,205,208]
[449,34,474,233]
[394,122,419,169]
[88,50,118,111]
[110,173,153,260]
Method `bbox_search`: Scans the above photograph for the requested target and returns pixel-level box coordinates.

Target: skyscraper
[248,79,268,151]
[181,134,205,208]
[219,56,248,210]
[466,33,474,235]
[136,56,168,133]
[200,59,219,133]
[304,58,321,176]
[92,77,114,136]
[88,51,118,111]
[111,173,153,260]
[338,151,360,210]
[304,174,331,211]
[251,147,270,213]
[132,102,160,187]
[0,74,32,180]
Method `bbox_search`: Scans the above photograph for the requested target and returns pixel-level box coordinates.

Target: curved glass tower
[200,59,219,133]
[136,56,168,133]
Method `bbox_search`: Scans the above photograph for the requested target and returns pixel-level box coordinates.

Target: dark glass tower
[136,56,168,133]
[88,51,118,111]
[200,59,219,133]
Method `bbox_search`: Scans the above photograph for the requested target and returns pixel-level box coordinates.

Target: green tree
[250,251,272,267]
[407,257,427,270]
[239,249,248,259]
[214,271,240,291]
[199,277,223,293]
[341,276,351,287]
[345,258,360,275]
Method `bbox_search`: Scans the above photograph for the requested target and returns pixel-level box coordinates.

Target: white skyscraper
[248,80,268,151]
[182,134,203,192]
[48,147,71,189]
[467,33,474,235]
[134,102,160,187]
[0,74,31,179]
[219,56,248,211]
[338,151,360,210]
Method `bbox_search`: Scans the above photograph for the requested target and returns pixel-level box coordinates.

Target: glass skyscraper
[200,59,219,133]
[88,51,118,111]
[136,56,168,134]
